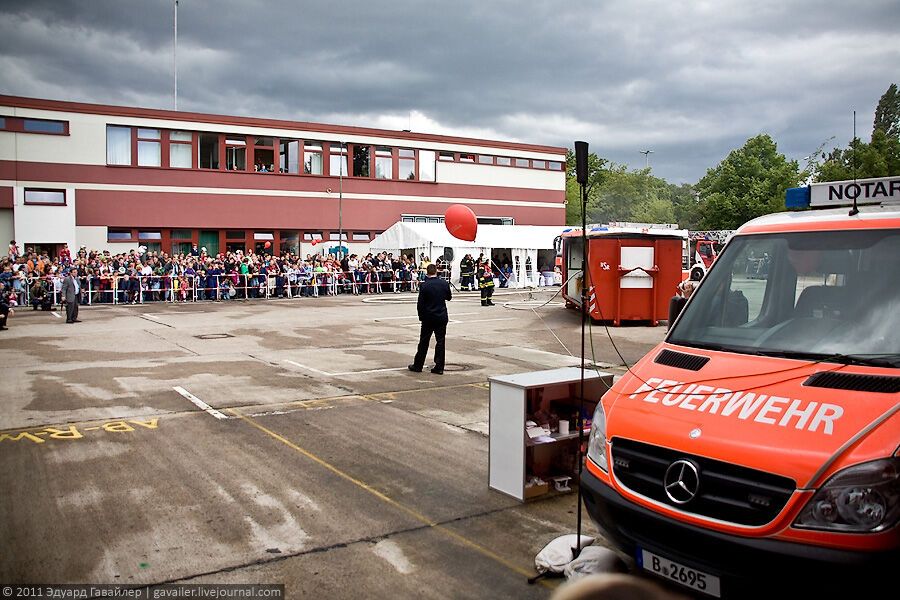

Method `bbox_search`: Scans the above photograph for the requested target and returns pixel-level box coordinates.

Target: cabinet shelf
[489,367,614,502]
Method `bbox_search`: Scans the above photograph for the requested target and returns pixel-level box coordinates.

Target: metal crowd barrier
[10,269,429,308]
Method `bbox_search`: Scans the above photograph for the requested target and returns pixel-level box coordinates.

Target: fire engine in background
[581,176,900,598]
[685,230,734,281]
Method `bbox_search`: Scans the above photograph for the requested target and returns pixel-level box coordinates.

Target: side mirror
[668,295,687,330]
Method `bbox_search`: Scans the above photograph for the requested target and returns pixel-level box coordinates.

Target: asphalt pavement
[0,288,665,598]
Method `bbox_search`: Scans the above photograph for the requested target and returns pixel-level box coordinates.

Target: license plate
[640,548,721,597]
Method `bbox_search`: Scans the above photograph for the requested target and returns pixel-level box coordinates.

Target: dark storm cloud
[0,0,897,182]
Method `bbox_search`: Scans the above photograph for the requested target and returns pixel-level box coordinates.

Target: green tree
[668,183,702,230]
[565,149,607,225]
[816,83,900,182]
[873,83,900,140]
[696,134,800,229]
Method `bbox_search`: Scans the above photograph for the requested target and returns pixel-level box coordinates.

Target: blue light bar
[785,186,811,209]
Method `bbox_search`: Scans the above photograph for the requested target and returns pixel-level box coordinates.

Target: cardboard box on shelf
[524,480,550,499]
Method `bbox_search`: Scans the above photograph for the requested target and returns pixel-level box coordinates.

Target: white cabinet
[488,367,614,501]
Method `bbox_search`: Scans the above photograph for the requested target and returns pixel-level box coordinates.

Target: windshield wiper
[754,350,900,368]
[829,353,900,368]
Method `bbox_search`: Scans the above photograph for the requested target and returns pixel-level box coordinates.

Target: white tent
[369,222,570,288]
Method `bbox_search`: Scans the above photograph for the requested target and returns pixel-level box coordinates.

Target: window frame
[169,130,196,169]
[136,128,162,168]
[23,188,67,206]
[0,116,69,136]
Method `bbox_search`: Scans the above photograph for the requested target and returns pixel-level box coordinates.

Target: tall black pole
[574,141,589,556]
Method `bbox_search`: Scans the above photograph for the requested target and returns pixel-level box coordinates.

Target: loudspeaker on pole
[575,141,589,185]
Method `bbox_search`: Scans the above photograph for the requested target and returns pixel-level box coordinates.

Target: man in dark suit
[61,268,81,323]
[409,263,452,374]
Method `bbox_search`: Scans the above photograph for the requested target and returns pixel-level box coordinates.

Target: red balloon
[311,239,318,246]
[264,241,271,249]
[444,204,477,242]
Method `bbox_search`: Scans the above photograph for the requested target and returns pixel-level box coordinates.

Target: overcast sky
[0,0,897,182]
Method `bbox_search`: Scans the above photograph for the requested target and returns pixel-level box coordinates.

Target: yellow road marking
[228,408,548,586]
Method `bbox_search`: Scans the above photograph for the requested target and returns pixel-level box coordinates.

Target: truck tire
[690,266,705,281]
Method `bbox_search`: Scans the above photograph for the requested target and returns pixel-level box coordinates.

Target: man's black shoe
[407,364,423,372]
[0,326,8,331]
[430,367,444,375]
[72,319,82,323]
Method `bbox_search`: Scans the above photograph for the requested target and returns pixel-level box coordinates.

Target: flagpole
[174,0,179,110]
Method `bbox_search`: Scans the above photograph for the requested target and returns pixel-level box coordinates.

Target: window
[304,141,323,175]
[515,158,530,168]
[330,232,348,241]
[280,139,300,174]
[24,189,66,205]
[375,146,393,179]
[329,143,347,177]
[496,156,511,166]
[253,136,274,172]
[0,117,5,129]
[459,153,475,163]
[303,232,323,241]
[170,130,193,168]
[199,133,220,169]
[23,119,66,134]
[532,160,547,169]
[399,148,416,180]
[438,151,455,161]
[352,144,370,177]
[549,161,563,171]
[352,232,370,241]
[478,155,494,165]
[137,129,161,167]
[138,231,162,240]
[254,232,275,241]
[225,230,245,240]
[280,231,299,255]
[171,229,192,240]
[226,136,246,171]
[107,125,132,165]
[419,150,435,182]
[107,230,133,241]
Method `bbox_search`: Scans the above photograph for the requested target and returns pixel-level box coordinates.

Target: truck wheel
[690,267,705,281]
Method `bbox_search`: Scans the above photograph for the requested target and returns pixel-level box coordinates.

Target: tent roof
[369,222,569,250]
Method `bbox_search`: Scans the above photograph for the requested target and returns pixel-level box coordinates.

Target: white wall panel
[436,161,565,191]
[13,186,76,248]
[0,209,14,248]
[75,226,139,254]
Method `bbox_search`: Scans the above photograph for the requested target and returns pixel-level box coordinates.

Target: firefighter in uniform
[478,261,495,306]
[460,254,475,291]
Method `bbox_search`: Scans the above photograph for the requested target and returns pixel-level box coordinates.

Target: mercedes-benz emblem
[689,428,701,439]
[663,459,700,504]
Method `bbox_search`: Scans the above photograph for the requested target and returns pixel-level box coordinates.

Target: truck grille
[610,438,795,527]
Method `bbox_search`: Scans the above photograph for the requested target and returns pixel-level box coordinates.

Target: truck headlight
[586,401,608,472]
[795,458,900,533]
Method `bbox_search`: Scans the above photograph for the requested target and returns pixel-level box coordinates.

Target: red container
[561,228,685,326]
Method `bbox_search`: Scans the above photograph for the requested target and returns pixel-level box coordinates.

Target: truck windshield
[668,229,900,367]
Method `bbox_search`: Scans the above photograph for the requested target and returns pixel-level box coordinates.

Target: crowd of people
[0,241,520,316]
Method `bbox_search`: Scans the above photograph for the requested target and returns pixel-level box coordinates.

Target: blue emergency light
[785,186,811,209]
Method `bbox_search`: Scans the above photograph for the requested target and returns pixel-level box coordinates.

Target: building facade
[0,95,567,257]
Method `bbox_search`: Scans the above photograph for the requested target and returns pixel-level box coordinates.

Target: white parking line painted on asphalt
[51,312,62,319]
[284,360,332,376]
[173,386,229,420]
[283,359,408,377]
[373,312,478,322]
[331,366,409,376]
[142,313,162,321]
[457,318,517,324]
